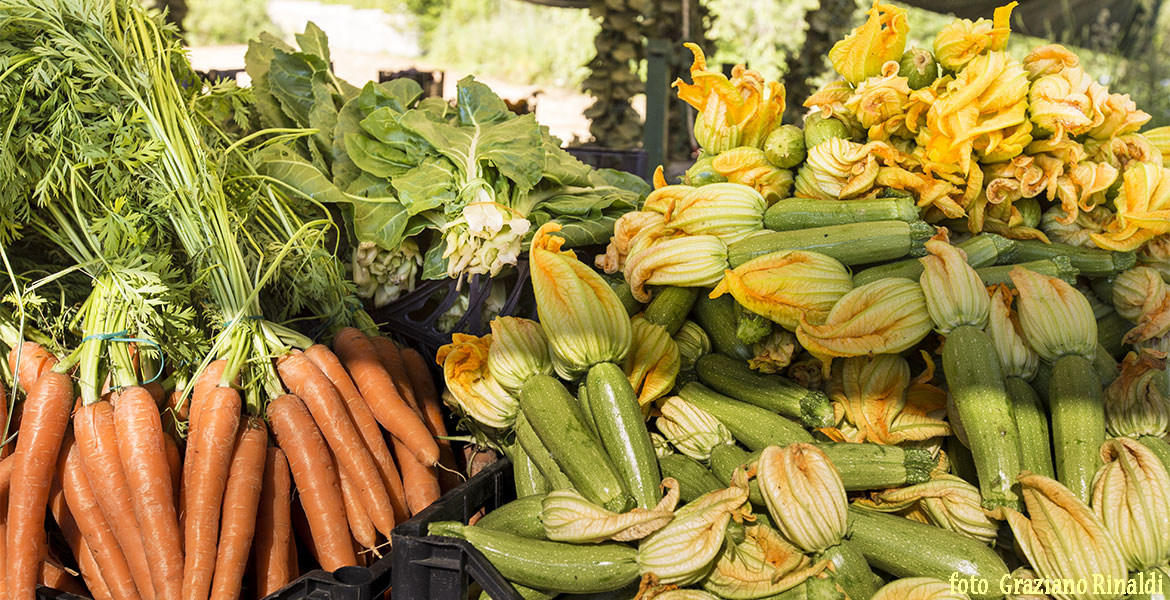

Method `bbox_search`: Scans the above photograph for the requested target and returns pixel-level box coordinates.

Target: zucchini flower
[749,329,799,374]
[828,1,909,85]
[764,124,807,169]
[710,149,794,205]
[1091,163,1170,252]
[672,43,785,153]
[987,285,1039,380]
[541,480,680,543]
[825,354,950,445]
[932,2,1016,72]
[1104,350,1170,438]
[487,317,551,396]
[1023,44,1080,80]
[352,239,422,307]
[1112,266,1170,344]
[531,223,633,378]
[900,47,940,90]
[757,443,848,553]
[1041,205,1112,248]
[710,249,853,331]
[640,591,719,600]
[441,201,531,278]
[1009,266,1097,362]
[855,473,1000,544]
[844,61,915,141]
[795,138,904,200]
[1139,234,1170,282]
[787,353,826,390]
[673,320,711,373]
[803,83,864,139]
[636,472,752,585]
[795,278,933,369]
[657,396,733,462]
[625,235,730,303]
[625,317,680,407]
[644,172,696,215]
[1145,125,1170,163]
[702,524,829,599]
[597,211,667,274]
[872,577,971,600]
[1027,66,1109,142]
[919,230,990,334]
[1003,568,1052,600]
[436,334,519,430]
[664,183,767,244]
[994,473,1128,600]
[1091,437,1170,570]
[1088,92,1152,141]
[651,432,674,458]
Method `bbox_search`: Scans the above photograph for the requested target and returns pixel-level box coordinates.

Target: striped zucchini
[586,363,662,509]
[643,287,700,336]
[611,281,644,317]
[728,220,936,268]
[946,435,980,486]
[815,542,880,600]
[853,233,1016,286]
[1097,310,1134,358]
[678,382,813,449]
[696,354,835,428]
[1010,239,1136,277]
[763,196,918,231]
[692,294,755,362]
[512,445,551,497]
[656,453,723,502]
[1005,377,1053,479]
[514,412,573,491]
[708,444,766,506]
[577,384,600,439]
[1048,354,1105,503]
[710,443,933,492]
[476,494,549,540]
[976,257,1076,286]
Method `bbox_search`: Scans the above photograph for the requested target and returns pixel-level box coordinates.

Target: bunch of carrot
[0,327,460,600]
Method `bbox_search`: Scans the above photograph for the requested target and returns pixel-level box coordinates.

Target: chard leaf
[332,80,424,187]
[308,82,339,173]
[453,76,513,126]
[590,168,652,198]
[392,158,458,215]
[268,49,329,127]
[399,108,545,192]
[245,34,297,130]
[421,241,450,280]
[295,22,331,64]
[547,215,619,247]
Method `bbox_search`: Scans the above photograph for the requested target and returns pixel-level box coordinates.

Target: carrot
[76,539,114,600]
[276,351,394,536]
[114,386,183,600]
[74,400,156,600]
[253,448,292,598]
[0,457,8,598]
[144,382,166,408]
[336,463,377,551]
[164,434,181,510]
[182,386,241,600]
[39,559,86,596]
[0,380,8,460]
[401,348,461,492]
[301,344,408,525]
[7,370,72,600]
[369,337,419,412]
[48,485,114,600]
[332,328,438,466]
[0,455,14,496]
[167,390,190,424]
[209,420,266,600]
[6,342,57,395]
[389,435,441,516]
[267,394,355,571]
[56,431,141,600]
[181,360,229,534]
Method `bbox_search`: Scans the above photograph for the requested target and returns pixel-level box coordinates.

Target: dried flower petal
[749,329,798,374]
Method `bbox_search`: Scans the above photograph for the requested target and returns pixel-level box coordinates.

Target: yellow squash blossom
[855,473,1000,544]
[796,278,934,369]
[1028,66,1109,141]
[919,229,991,333]
[1041,205,1113,248]
[1090,438,1170,570]
[624,235,729,303]
[844,61,915,140]
[1111,266,1170,344]
[824,353,950,445]
[1010,265,1098,363]
[1104,350,1170,438]
[597,211,667,275]
[1023,44,1080,80]
[436,333,519,429]
[673,320,711,373]
[987,285,1039,380]
[932,2,1016,72]
[756,444,849,553]
[486,317,551,395]
[1086,133,1164,175]
[829,1,910,85]
[711,148,794,204]
[1091,163,1170,252]
[795,137,907,200]
[625,317,680,407]
[710,249,853,331]
[664,182,767,244]
[873,577,972,600]
[672,43,786,153]
[749,329,799,374]
[1088,92,1151,140]
[541,481,680,543]
[1143,125,1170,163]
[657,396,732,461]
[803,80,863,134]
[702,524,829,599]
[983,138,1117,227]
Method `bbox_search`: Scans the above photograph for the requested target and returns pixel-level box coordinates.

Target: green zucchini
[976,257,1077,286]
[804,112,851,149]
[561,580,641,599]
[1005,376,1053,479]
[728,220,936,268]
[678,382,813,449]
[643,287,700,336]
[1096,310,1134,358]
[942,325,1022,510]
[1047,354,1105,503]
[815,542,880,600]
[946,435,979,486]
[514,412,573,491]
[709,444,766,506]
[520,375,632,512]
[692,294,755,362]
[512,445,551,497]
[1093,343,1120,386]
[1010,239,1136,277]
[853,233,1016,286]
[612,281,644,317]
[1031,361,1052,406]
[478,584,556,600]
[657,453,723,502]
[586,362,662,509]
[697,354,835,429]
[428,522,639,594]
[847,507,1010,600]
[476,494,549,540]
[763,196,918,231]
[711,443,933,492]
[577,384,600,439]
[1138,435,1170,475]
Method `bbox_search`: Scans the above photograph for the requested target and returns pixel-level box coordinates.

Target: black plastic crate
[390,457,526,600]
[565,146,649,181]
[260,562,391,600]
[36,586,90,600]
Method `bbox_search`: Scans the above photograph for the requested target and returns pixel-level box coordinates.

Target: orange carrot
[401,348,461,492]
[39,559,86,596]
[76,539,114,600]
[276,351,394,536]
[74,401,156,599]
[0,380,8,460]
[6,370,72,600]
[0,455,13,496]
[182,386,241,600]
[267,395,355,571]
[389,435,441,516]
[55,431,140,600]
[143,382,166,408]
[6,342,57,395]
[0,456,8,598]
[114,386,183,600]
[332,328,438,466]
[303,344,409,526]
[253,448,292,598]
[208,420,266,600]
[164,434,181,510]
[48,484,113,600]
[181,359,229,534]
[336,462,377,551]
[369,337,418,413]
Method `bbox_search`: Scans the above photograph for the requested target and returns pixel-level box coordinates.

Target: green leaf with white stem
[332,79,425,187]
[392,157,458,215]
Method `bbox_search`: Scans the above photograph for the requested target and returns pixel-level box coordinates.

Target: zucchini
[643,287,700,336]
[735,303,773,345]
[1096,310,1134,359]
[976,257,1077,286]
[1047,355,1105,503]
[941,325,1022,510]
[697,354,835,428]
[763,196,918,231]
[612,281,644,317]
[678,382,813,449]
[1031,361,1052,406]
[709,444,766,506]
[577,384,600,439]
[692,294,755,362]
[520,375,632,512]
[847,507,1010,600]
[479,584,555,600]
[712,443,933,492]
[946,435,979,486]
[1005,377,1053,479]
[657,454,723,502]
[853,233,1016,286]
[586,363,662,509]
[1093,343,1120,386]
[560,580,641,600]
[515,412,573,491]
[728,220,936,268]
[512,445,551,497]
[815,542,880,600]
[1010,239,1136,277]
[476,494,549,540]
[1138,435,1170,475]
[428,522,639,594]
